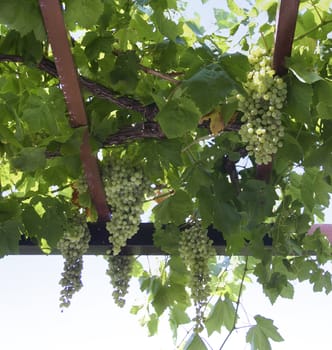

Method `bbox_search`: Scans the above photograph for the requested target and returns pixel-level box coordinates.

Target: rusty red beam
[273,0,300,76]
[38,0,110,221]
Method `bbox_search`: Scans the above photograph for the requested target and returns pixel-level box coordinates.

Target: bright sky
[0,255,331,350]
[1,1,332,350]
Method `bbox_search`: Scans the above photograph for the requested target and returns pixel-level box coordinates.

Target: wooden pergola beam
[273,0,300,76]
[38,0,110,222]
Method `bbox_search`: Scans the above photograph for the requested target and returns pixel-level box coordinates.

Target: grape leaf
[205,297,236,335]
[156,97,201,138]
[220,53,250,82]
[153,190,193,225]
[170,305,191,325]
[0,219,21,257]
[152,285,170,316]
[0,199,20,221]
[313,80,332,120]
[284,76,313,123]
[227,0,246,16]
[147,313,159,336]
[0,0,45,40]
[152,9,182,41]
[109,52,139,93]
[183,333,208,350]
[11,147,46,172]
[214,8,237,29]
[180,65,236,115]
[246,315,284,350]
[288,55,323,84]
[64,0,104,29]
[153,224,181,255]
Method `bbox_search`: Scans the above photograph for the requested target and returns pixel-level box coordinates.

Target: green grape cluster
[57,214,90,308]
[178,222,215,333]
[74,175,88,194]
[103,159,151,255]
[237,47,287,165]
[104,252,134,307]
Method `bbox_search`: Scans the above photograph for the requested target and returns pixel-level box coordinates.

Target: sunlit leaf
[183,333,208,350]
[246,315,284,350]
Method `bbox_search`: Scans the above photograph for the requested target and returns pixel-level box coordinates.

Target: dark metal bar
[17,223,332,256]
[17,223,273,256]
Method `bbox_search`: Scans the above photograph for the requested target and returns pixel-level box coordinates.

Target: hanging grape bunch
[103,159,151,255]
[57,213,90,308]
[237,47,287,165]
[178,222,215,333]
[104,253,134,307]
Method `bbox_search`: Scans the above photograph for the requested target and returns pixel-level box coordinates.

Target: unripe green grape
[74,176,88,194]
[178,222,215,333]
[57,213,90,308]
[104,253,134,307]
[237,48,287,165]
[103,159,151,255]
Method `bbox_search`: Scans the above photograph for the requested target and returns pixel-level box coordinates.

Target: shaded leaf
[0,199,20,221]
[153,190,193,225]
[284,76,313,122]
[64,0,104,29]
[181,65,236,115]
[153,9,182,41]
[153,225,180,254]
[156,97,201,138]
[0,219,21,257]
[11,147,46,172]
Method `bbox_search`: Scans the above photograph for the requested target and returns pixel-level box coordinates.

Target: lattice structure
[7,0,331,254]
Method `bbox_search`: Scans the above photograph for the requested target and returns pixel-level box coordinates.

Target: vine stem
[219,256,249,350]
[293,19,332,42]
[139,64,180,84]
[144,189,175,203]
[310,0,323,23]
[0,54,159,120]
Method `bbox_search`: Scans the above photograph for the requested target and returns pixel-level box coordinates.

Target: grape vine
[0,0,331,348]
[237,47,287,165]
[104,252,134,307]
[103,159,151,255]
[178,222,215,333]
[57,213,90,308]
